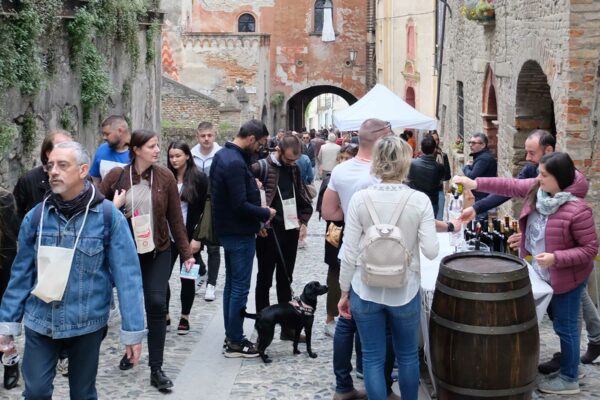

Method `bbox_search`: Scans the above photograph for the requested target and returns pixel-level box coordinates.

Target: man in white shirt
[322,119,394,400]
[190,122,222,301]
[318,133,341,177]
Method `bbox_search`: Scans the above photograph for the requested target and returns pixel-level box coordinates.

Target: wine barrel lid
[440,251,528,283]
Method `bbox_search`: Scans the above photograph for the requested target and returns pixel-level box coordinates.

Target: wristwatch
[447,222,455,232]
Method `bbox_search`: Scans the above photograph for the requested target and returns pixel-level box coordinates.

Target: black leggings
[166,243,197,316]
[139,249,171,369]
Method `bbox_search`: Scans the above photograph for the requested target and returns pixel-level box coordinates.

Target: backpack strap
[28,203,45,245]
[389,190,415,226]
[102,199,112,247]
[258,158,268,186]
[363,193,381,225]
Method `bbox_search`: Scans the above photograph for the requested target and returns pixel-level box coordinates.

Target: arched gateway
[287,85,358,131]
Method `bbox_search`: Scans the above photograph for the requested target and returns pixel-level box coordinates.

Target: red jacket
[476,170,597,294]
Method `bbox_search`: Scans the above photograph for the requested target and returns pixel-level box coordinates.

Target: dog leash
[269,225,295,298]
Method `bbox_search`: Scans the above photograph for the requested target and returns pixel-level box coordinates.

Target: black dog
[241,281,328,363]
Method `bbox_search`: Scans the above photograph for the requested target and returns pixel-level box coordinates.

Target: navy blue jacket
[472,163,538,214]
[210,142,270,237]
[463,148,497,202]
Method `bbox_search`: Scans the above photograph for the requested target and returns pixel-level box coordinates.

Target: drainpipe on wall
[436,0,452,120]
[366,0,377,89]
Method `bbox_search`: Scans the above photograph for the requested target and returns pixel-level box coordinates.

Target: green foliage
[270,92,285,107]
[21,112,37,153]
[0,121,17,155]
[67,7,111,124]
[146,19,161,65]
[59,108,74,131]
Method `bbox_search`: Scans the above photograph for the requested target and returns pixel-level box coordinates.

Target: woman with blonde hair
[338,136,439,400]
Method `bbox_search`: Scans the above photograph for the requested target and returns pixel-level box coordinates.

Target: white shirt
[340,184,439,307]
[318,142,341,172]
[525,211,550,283]
[191,143,222,176]
[327,158,378,215]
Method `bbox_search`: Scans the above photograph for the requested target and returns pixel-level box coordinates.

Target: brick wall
[161,76,221,129]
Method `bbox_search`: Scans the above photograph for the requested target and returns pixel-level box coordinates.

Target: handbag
[325,222,342,248]
[194,195,220,246]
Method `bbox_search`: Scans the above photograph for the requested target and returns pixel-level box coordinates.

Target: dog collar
[289,297,314,316]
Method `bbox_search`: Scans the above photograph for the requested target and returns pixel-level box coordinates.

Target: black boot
[150,368,173,391]
[581,342,600,364]
[538,352,561,374]
[3,363,19,390]
[119,353,133,371]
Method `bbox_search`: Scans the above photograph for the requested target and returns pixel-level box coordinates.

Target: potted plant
[460,0,479,21]
[452,137,464,154]
[475,0,495,22]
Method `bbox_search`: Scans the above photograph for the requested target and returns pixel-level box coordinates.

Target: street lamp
[349,48,358,66]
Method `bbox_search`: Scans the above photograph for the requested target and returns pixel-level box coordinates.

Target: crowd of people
[0,115,597,400]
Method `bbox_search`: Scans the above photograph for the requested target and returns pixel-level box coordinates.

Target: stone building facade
[161,0,373,132]
[438,0,600,228]
[376,0,438,119]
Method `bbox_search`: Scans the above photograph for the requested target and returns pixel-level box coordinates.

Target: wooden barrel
[429,251,539,400]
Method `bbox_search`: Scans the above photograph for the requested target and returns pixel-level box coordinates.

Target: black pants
[167,243,197,316]
[255,221,299,313]
[198,243,221,286]
[139,249,171,369]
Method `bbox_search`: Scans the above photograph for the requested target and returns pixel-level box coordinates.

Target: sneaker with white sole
[57,358,69,377]
[223,339,259,358]
[538,375,580,395]
[324,320,336,338]
[204,284,216,301]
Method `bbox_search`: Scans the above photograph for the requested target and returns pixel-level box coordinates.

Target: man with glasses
[251,135,313,341]
[0,141,145,399]
[302,132,316,168]
[463,132,497,220]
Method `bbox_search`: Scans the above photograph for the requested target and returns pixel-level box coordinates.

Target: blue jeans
[351,290,421,400]
[333,316,363,393]
[550,280,587,382]
[22,326,105,399]
[220,235,256,344]
[436,190,445,220]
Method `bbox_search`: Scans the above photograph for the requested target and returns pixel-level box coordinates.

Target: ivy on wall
[0,0,162,128]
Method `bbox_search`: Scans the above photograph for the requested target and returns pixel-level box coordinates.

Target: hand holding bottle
[452,176,477,192]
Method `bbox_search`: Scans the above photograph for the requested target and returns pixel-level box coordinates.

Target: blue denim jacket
[0,201,146,345]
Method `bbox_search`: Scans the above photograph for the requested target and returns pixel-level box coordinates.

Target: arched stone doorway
[286,85,358,131]
[482,65,498,157]
[515,60,556,164]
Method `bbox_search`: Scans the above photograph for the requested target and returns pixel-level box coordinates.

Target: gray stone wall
[0,27,161,190]
[439,0,600,223]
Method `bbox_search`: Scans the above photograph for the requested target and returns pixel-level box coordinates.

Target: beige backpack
[359,191,414,288]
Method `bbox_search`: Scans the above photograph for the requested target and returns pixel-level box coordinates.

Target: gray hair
[53,141,91,166]
[328,133,337,142]
[471,132,488,147]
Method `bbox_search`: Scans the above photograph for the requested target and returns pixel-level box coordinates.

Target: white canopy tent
[333,84,438,131]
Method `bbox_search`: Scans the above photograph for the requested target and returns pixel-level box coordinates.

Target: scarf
[536,188,578,216]
[47,180,95,219]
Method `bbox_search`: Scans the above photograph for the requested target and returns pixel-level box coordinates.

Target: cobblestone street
[0,193,598,399]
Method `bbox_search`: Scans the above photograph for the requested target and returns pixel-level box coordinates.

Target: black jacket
[0,190,19,297]
[462,148,497,202]
[210,142,270,237]
[408,154,445,207]
[302,143,315,167]
[12,165,49,221]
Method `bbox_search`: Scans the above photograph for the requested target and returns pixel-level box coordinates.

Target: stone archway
[286,85,358,131]
[482,65,498,157]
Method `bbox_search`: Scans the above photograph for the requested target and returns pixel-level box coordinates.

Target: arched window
[238,13,256,33]
[314,0,333,33]
[406,20,416,61]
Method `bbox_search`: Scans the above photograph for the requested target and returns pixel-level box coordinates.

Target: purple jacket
[476,171,597,294]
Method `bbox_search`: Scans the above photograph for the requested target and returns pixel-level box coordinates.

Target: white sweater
[340,184,439,307]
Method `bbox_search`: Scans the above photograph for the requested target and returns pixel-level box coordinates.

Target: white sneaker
[205,284,216,301]
[57,358,69,377]
[324,320,336,337]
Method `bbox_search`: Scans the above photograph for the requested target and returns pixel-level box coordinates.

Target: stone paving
[0,190,599,399]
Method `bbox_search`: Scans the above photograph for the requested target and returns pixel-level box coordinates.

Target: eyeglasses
[368,121,392,134]
[44,161,77,172]
[468,141,483,145]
